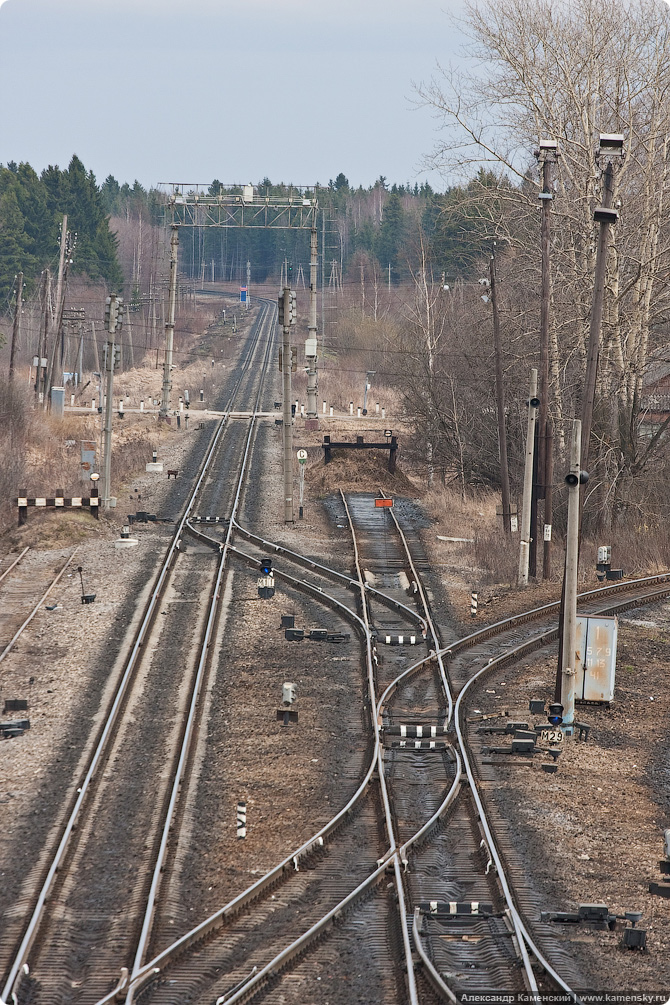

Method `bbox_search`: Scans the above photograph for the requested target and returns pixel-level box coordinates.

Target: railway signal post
[160,225,179,419]
[305,229,319,421]
[102,294,124,509]
[561,419,586,730]
[279,287,296,522]
[518,368,539,586]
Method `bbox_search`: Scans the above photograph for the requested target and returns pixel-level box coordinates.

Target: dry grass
[307,450,419,498]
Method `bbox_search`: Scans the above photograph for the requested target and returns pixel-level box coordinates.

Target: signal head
[547,702,564,727]
[260,557,273,576]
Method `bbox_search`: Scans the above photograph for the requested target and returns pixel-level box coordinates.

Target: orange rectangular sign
[375,498,393,507]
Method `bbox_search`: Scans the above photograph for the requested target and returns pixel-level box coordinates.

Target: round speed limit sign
[297,449,308,464]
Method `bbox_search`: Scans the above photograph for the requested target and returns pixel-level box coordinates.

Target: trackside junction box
[575,614,618,703]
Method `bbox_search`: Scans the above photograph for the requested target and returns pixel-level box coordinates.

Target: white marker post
[297,448,307,519]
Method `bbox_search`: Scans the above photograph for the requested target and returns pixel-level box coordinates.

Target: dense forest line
[0,157,490,308]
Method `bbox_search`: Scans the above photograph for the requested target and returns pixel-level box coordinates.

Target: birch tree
[418,0,670,525]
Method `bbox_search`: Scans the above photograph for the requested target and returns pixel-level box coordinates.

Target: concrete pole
[518,368,539,586]
[9,271,23,382]
[160,226,179,419]
[561,419,582,727]
[490,253,512,534]
[35,270,49,399]
[246,259,251,308]
[282,287,294,523]
[543,422,554,578]
[306,228,318,418]
[102,340,115,508]
[538,149,555,578]
[580,160,615,475]
[44,215,68,408]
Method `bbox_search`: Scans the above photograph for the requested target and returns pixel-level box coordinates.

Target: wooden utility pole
[9,272,23,382]
[536,140,558,578]
[490,250,512,534]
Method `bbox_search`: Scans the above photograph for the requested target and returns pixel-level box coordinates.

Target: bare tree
[417,0,670,526]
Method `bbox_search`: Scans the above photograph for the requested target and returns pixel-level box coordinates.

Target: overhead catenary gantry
[157,183,320,421]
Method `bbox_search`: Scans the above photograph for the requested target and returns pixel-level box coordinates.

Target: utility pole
[306,228,318,419]
[9,271,23,382]
[160,226,179,419]
[246,259,251,309]
[560,419,582,729]
[101,294,123,509]
[279,287,296,522]
[77,318,84,384]
[44,215,70,407]
[580,133,624,477]
[490,250,512,535]
[102,340,115,508]
[321,210,326,350]
[518,368,539,587]
[536,139,558,579]
[544,422,554,578]
[35,270,50,400]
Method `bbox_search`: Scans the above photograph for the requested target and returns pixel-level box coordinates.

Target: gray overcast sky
[0,0,468,192]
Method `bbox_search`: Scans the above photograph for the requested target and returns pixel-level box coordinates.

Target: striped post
[470,591,478,617]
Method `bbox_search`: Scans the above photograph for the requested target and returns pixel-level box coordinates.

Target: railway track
[0,547,80,666]
[2,315,667,1004]
[112,490,670,1004]
[0,298,279,1005]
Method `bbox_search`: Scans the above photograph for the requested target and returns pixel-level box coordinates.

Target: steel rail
[124,300,278,1002]
[103,550,387,1004]
[412,907,461,1005]
[339,489,419,1005]
[119,535,670,1004]
[380,489,453,723]
[368,493,537,998]
[0,546,29,585]
[0,548,79,666]
[453,629,582,1003]
[1,302,273,1005]
[448,574,670,1003]
[230,519,428,634]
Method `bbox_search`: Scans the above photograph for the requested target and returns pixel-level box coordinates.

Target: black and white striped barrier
[237,801,246,839]
[390,740,447,750]
[16,488,99,526]
[384,725,448,737]
[382,634,418,646]
[420,900,493,916]
[470,591,478,617]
